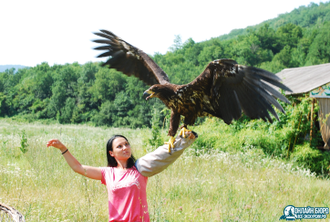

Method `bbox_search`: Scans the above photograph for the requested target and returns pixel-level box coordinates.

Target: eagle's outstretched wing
[93,30,170,85]
[189,59,291,124]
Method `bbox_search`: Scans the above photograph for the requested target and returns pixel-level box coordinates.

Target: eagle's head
[143,84,175,101]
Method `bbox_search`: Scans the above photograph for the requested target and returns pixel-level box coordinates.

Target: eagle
[93,30,291,153]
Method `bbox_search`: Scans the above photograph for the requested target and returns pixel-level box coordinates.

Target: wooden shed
[276,63,330,149]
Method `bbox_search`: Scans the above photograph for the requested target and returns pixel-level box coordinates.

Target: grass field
[1,118,330,221]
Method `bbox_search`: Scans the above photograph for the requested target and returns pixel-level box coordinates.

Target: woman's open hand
[47,139,67,151]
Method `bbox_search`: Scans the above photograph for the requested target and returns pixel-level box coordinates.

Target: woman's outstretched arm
[46,139,102,180]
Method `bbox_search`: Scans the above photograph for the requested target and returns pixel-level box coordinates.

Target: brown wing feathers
[241,66,291,117]
[93,30,169,86]
[200,60,291,124]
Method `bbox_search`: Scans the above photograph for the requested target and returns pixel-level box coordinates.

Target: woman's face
[109,137,131,162]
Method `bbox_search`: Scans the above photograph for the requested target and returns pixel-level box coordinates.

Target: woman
[46,131,197,222]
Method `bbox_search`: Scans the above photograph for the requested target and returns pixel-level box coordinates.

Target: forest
[0,2,330,128]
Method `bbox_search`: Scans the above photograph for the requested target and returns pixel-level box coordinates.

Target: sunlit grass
[1,118,330,221]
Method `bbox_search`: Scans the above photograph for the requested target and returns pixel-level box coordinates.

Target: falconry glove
[135,132,198,177]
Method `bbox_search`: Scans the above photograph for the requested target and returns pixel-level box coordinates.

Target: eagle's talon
[179,127,191,138]
[164,136,175,154]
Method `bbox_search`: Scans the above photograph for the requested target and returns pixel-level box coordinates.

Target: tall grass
[1,118,330,221]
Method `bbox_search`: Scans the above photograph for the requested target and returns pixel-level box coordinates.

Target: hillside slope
[218,1,330,41]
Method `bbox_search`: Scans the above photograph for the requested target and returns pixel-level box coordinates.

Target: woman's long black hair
[106,135,136,168]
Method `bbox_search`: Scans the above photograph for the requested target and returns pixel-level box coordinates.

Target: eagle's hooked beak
[143,90,155,101]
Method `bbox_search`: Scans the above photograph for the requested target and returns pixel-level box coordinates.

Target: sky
[0,0,329,67]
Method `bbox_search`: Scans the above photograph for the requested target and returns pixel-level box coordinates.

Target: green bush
[291,143,330,175]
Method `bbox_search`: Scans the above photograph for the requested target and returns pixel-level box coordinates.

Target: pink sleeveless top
[100,166,149,222]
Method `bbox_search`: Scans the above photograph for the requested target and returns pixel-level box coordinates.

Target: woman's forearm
[60,147,84,174]
[47,139,102,180]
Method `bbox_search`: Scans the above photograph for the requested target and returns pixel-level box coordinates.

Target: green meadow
[1,118,329,221]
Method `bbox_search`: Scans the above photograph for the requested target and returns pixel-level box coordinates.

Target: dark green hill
[218,2,330,41]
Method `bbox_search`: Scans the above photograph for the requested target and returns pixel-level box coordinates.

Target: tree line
[1,2,330,128]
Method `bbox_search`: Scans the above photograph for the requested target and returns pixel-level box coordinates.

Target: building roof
[275,63,330,95]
